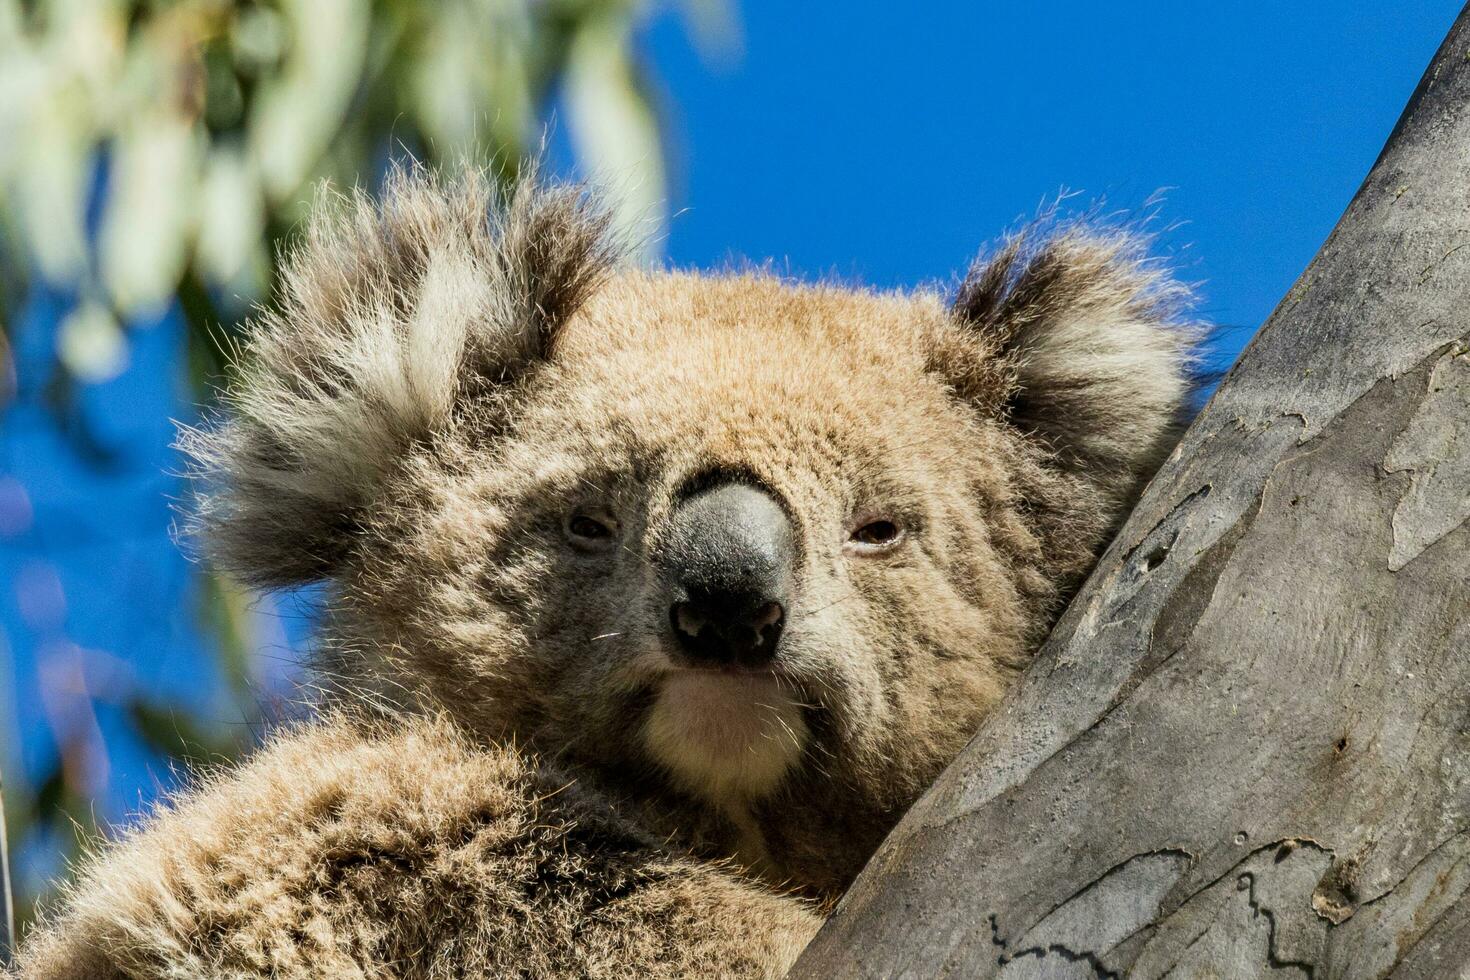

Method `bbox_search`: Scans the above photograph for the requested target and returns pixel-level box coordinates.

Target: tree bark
[792,7,1470,977]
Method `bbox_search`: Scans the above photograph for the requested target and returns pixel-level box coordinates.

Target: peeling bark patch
[996,943,1117,979]
[1382,340,1470,571]
[989,912,1123,979]
[1342,829,1470,973]
[1312,855,1361,924]
[1149,498,1259,664]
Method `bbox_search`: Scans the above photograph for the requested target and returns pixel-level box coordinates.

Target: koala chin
[15,166,1199,979]
[645,671,810,803]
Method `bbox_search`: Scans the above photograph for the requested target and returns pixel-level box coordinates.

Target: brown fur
[17,714,819,978]
[16,166,1198,978]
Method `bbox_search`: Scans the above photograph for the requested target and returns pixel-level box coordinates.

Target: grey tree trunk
[792,7,1470,978]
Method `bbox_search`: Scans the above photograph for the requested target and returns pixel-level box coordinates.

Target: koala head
[188,168,1196,895]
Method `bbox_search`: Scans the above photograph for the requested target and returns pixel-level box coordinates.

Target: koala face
[366,277,1037,814]
[192,170,1195,894]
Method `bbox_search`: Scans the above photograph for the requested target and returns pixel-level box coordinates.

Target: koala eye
[846,518,905,554]
[566,513,618,551]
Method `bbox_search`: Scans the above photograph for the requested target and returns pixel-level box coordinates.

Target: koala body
[16,169,1197,978]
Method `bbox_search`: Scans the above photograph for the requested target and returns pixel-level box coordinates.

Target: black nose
[661,482,793,668]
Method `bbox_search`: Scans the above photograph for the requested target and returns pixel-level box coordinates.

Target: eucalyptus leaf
[56,301,127,382]
[98,112,203,315]
[13,101,90,285]
[197,147,264,285]
[248,0,370,199]
[676,0,743,64]
[414,2,498,155]
[128,699,239,770]
[232,5,287,72]
[562,11,667,262]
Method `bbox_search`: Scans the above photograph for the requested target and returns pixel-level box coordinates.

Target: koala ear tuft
[181,164,621,588]
[952,221,1202,514]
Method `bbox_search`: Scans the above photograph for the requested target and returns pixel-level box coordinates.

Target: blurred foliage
[0,0,727,945]
[0,0,693,381]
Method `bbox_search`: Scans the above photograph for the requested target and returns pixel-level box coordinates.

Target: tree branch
[792,4,1470,975]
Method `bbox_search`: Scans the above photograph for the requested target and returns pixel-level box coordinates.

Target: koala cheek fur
[16,166,1200,978]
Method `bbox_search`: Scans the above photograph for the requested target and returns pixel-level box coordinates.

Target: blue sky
[1,0,1463,898]
[643,1,1460,342]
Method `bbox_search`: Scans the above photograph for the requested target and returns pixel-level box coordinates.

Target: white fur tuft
[181,165,619,587]
[953,221,1201,514]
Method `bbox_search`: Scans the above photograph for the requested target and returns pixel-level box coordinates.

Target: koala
[14,167,1197,979]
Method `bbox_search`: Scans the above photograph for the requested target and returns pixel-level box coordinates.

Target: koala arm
[14,715,819,980]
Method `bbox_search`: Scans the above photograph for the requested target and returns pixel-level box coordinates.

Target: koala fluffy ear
[950,223,1201,514]
[182,165,619,588]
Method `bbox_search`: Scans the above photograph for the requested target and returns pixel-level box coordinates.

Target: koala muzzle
[661,482,793,668]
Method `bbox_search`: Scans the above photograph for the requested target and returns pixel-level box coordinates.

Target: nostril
[748,602,784,653]
[672,603,709,639]
[750,602,782,632]
[669,598,785,667]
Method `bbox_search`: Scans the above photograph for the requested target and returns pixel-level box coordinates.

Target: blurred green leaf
[563,9,667,261]
[128,700,240,771]
[13,106,91,287]
[676,0,743,64]
[413,0,533,159]
[100,113,205,315]
[248,0,370,199]
[196,146,265,285]
[231,5,287,71]
[56,300,127,382]
[196,568,259,706]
